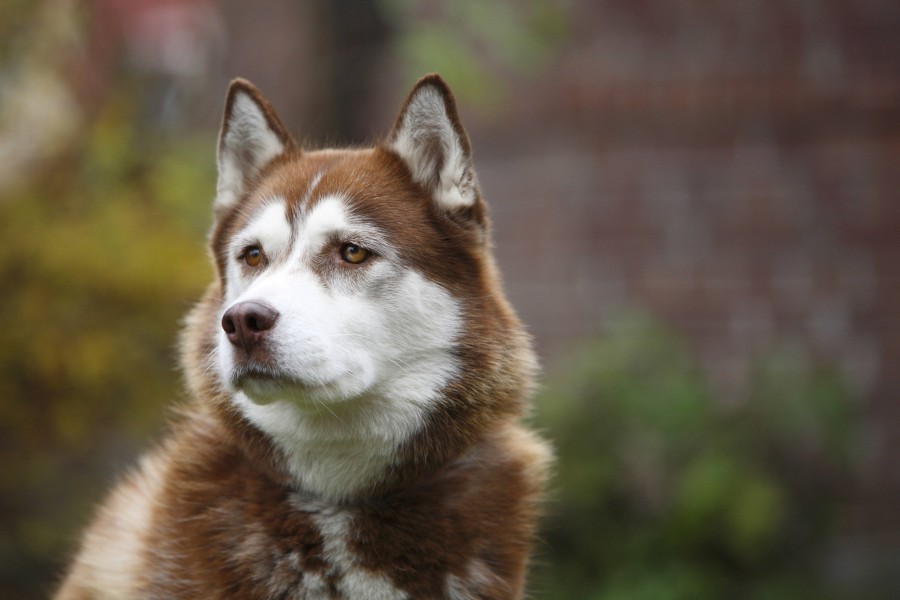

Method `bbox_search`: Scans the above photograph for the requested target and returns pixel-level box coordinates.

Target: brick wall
[465,0,899,575]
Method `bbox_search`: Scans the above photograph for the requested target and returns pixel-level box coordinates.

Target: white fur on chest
[305,504,409,600]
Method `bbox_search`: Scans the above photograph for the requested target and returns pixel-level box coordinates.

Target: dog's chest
[243,500,406,599]
[205,492,503,600]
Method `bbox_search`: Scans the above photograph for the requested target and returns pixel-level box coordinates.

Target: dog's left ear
[388,74,482,222]
[215,79,295,216]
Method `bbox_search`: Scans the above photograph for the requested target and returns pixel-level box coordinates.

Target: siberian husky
[56,74,551,599]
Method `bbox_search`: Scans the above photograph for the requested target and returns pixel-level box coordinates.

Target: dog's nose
[221,301,279,351]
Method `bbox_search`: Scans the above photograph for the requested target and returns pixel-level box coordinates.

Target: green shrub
[532,315,858,599]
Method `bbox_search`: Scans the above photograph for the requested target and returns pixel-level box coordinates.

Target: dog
[55,74,552,599]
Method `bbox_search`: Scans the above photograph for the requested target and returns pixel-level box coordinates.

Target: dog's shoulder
[54,442,172,599]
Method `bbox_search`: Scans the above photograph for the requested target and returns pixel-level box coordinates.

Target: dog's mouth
[230,362,340,405]
[232,363,293,396]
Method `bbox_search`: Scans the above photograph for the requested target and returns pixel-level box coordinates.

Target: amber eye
[243,246,263,268]
[340,242,371,265]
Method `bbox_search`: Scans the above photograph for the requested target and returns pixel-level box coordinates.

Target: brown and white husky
[56,74,552,600]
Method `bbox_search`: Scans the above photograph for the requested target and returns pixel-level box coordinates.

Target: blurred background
[0,0,897,598]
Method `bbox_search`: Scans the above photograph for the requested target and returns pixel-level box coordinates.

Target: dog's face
[210,77,494,414]
[215,151,465,410]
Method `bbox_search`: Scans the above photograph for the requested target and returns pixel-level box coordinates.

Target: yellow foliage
[0,97,214,593]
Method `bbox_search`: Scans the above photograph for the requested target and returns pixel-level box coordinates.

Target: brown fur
[56,75,551,600]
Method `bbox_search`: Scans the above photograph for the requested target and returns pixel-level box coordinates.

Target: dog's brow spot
[243,200,291,256]
[301,195,352,249]
[301,172,325,207]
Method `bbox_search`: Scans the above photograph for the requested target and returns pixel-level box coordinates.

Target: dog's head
[185,75,536,497]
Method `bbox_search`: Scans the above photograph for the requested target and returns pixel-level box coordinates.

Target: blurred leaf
[598,561,722,600]
[395,26,503,107]
[750,345,856,465]
[382,0,570,108]
[726,473,785,563]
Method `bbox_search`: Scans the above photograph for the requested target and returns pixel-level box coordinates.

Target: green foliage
[0,93,213,596]
[0,0,41,60]
[381,0,570,108]
[532,315,858,599]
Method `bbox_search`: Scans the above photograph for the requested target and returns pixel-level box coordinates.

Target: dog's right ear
[215,79,295,216]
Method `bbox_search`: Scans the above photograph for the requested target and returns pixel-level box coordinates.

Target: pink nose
[221,301,279,352]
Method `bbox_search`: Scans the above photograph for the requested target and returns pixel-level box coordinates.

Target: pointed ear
[215,79,295,215]
[388,74,480,217]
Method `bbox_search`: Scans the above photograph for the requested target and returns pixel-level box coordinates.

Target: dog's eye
[243,246,264,268]
[340,243,370,265]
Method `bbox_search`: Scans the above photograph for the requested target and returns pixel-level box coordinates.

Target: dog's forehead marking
[292,193,365,262]
[301,195,351,242]
[301,171,325,207]
[241,199,291,256]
